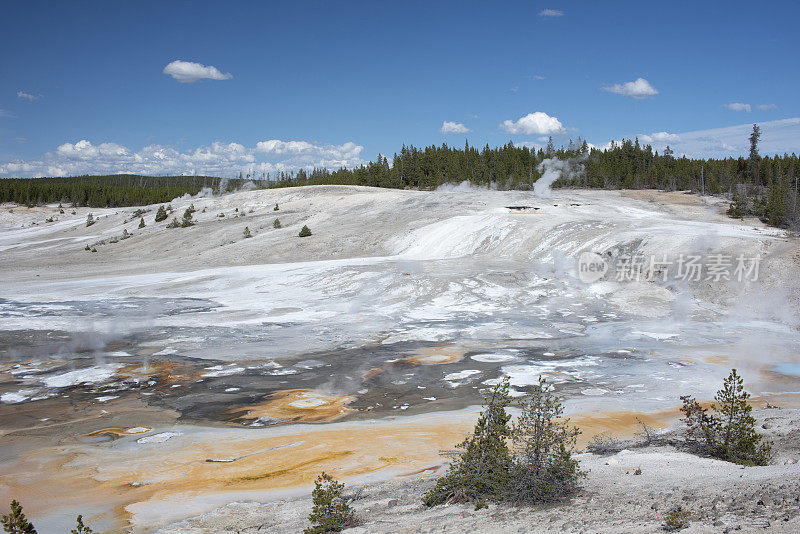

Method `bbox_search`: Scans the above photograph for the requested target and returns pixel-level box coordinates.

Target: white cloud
[539,9,563,17]
[163,60,233,83]
[440,121,471,134]
[598,117,800,158]
[530,75,546,80]
[725,102,751,112]
[17,91,40,101]
[0,138,365,178]
[0,109,12,117]
[602,77,659,99]
[513,141,539,150]
[500,112,565,135]
[757,104,778,111]
[639,131,682,144]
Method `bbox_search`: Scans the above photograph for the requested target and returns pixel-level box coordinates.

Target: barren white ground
[1,184,799,532]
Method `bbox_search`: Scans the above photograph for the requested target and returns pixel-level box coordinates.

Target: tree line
[2,125,797,227]
[0,175,262,208]
[268,128,798,228]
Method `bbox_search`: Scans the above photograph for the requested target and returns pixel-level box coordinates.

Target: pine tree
[749,124,761,163]
[180,208,195,227]
[298,225,312,237]
[85,213,95,227]
[138,217,145,229]
[243,226,252,238]
[680,369,771,465]
[712,369,772,465]
[304,473,356,534]
[70,515,93,534]
[1,500,36,533]
[154,205,167,222]
[273,218,281,229]
[423,379,513,506]
[510,377,584,503]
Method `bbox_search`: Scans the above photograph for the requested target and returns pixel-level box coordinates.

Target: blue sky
[1,0,798,177]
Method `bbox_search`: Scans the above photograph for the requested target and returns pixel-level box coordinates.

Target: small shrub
[273,218,281,229]
[45,217,53,223]
[84,245,91,251]
[634,417,658,445]
[633,466,642,475]
[243,226,252,239]
[586,432,623,455]
[1,499,36,533]
[663,505,689,531]
[85,213,95,227]
[274,203,279,211]
[155,205,168,222]
[304,472,356,534]
[138,217,145,229]
[70,515,93,534]
[166,218,181,228]
[299,225,312,237]
[91,248,97,253]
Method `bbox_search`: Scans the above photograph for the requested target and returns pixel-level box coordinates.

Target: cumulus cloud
[757,104,778,110]
[17,91,40,101]
[500,112,565,135]
[163,60,233,83]
[0,138,366,178]
[725,102,751,112]
[598,117,800,158]
[539,9,563,17]
[440,121,471,134]
[602,77,659,99]
[639,131,681,144]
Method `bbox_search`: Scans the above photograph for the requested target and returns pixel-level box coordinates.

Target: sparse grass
[663,505,690,531]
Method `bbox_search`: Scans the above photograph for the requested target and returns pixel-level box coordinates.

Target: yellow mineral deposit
[236,389,355,424]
